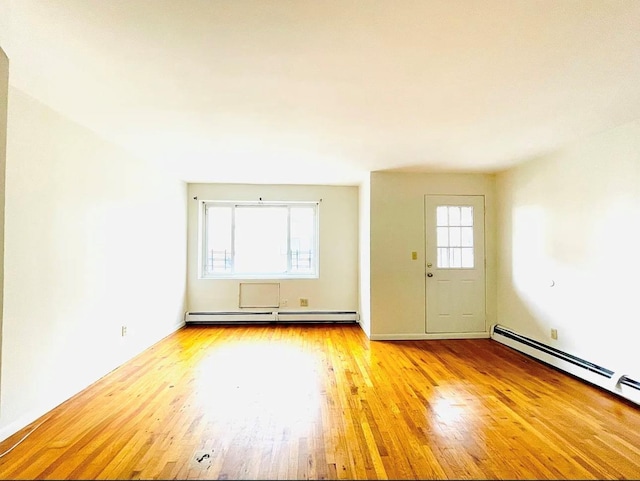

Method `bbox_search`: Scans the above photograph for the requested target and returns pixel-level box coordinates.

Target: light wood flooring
[0,323,638,479]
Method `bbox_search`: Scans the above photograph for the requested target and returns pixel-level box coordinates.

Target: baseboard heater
[185,310,359,325]
[277,311,359,323]
[491,324,640,405]
[186,311,275,324]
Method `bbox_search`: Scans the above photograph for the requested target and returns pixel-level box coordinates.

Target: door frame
[424,194,488,336]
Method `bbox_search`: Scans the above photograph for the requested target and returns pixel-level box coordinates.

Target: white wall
[369,171,497,339]
[187,183,359,313]
[496,119,640,375]
[0,87,187,441]
[358,176,371,336]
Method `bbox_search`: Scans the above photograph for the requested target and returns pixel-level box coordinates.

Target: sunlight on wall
[585,197,639,357]
[591,197,639,288]
[498,120,640,375]
[509,197,639,365]
[511,205,557,324]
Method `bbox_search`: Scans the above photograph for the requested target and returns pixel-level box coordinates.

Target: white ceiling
[1,0,640,185]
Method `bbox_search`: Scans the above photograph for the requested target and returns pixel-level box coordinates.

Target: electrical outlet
[551,328,558,340]
[121,325,127,337]
[281,298,288,307]
[299,298,309,307]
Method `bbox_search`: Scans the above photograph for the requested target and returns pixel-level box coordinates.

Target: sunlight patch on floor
[194,341,321,433]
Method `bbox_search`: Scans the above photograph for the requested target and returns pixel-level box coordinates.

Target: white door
[425,195,486,333]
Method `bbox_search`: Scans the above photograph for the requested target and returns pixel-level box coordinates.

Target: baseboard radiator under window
[185,310,359,325]
[491,324,640,405]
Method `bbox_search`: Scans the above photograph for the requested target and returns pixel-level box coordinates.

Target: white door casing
[425,195,486,334]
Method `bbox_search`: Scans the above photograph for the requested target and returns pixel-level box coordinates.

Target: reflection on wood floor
[0,323,639,479]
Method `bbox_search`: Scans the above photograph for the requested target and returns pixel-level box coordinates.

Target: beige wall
[369,171,497,339]
[187,183,359,313]
[0,49,8,412]
[0,87,187,440]
[358,176,371,336]
[496,119,640,373]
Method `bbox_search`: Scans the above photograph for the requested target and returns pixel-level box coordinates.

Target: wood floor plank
[0,324,639,480]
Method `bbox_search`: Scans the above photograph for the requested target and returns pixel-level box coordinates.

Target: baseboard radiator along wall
[185,311,359,324]
[491,324,640,405]
[186,282,359,324]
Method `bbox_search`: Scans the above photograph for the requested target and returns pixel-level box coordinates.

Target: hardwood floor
[0,323,638,480]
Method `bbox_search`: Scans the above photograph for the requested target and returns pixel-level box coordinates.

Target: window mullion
[287,206,292,274]
[230,205,236,274]
[202,204,209,276]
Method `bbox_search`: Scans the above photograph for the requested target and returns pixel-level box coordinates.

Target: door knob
[427,272,433,277]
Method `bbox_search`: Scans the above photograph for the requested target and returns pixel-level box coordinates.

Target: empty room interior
[0,1,639,479]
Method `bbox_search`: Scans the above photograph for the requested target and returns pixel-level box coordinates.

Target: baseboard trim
[370,331,490,341]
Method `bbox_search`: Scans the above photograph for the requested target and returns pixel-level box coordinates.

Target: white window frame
[199,200,320,279]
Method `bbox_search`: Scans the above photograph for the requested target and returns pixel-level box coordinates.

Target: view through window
[201,201,318,278]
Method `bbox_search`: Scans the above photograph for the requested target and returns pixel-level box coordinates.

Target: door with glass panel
[425,195,486,333]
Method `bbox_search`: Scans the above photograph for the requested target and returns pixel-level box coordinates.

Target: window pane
[438,247,449,268]
[449,227,461,247]
[461,206,473,226]
[461,227,473,247]
[461,248,474,268]
[437,206,448,226]
[448,206,461,226]
[290,207,315,272]
[437,227,449,247]
[202,202,318,278]
[235,207,288,274]
[205,206,232,273]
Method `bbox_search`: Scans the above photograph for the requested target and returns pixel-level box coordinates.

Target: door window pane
[438,248,450,268]
[449,227,461,247]
[461,248,474,268]
[437,227,449,247]
[448,206,461,226]
[461,227,473,247]
[450,247,462,268]
[437,206,448,226]
[461,207,473,226]
[435,205,474,269]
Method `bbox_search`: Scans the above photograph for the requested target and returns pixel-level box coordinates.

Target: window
[201,201,319,279]
[436,205,474,268]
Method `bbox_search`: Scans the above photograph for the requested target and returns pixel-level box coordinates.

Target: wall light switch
[411,251,418,260]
